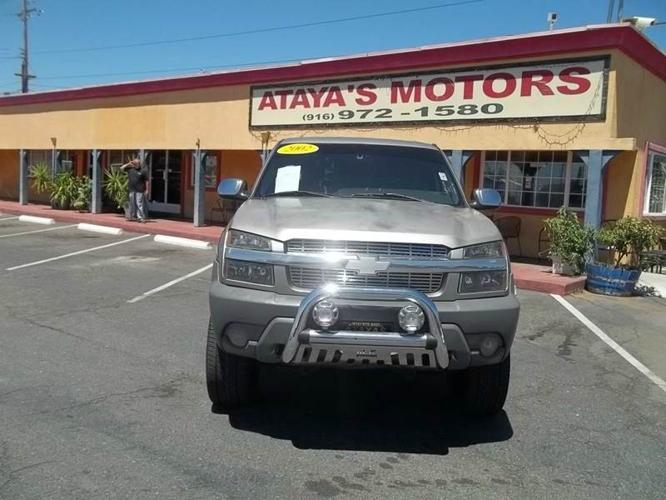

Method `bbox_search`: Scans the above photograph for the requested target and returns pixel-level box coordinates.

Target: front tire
[459,354,510,417]
[206,320,256,412]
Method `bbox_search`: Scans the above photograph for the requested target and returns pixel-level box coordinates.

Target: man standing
[120,157,150,222]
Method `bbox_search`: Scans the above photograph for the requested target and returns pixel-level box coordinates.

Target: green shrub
[596,217,662,268]
[544,207,594,274]
[71,176,92,211]
[104,167,128,210]
[50,171,76,209]
[29,162,52,194]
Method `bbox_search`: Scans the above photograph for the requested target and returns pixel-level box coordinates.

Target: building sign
[250,57,608,128]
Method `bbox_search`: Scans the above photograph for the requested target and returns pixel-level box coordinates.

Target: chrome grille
[286,239,449,259]
[288,267,445,294]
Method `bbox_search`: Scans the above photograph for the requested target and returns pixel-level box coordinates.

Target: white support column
[444,150,474,185]
[90,150,103,213]
[577,150,621,228]
[19,149,29,205]
[193,149,207,227]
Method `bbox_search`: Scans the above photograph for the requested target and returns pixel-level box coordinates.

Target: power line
[32,0,483,55]
[35,56,320,82]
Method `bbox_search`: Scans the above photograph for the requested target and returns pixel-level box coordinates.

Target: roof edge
[0,24,664,108]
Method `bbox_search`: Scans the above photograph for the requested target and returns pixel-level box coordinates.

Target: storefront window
[644,151,666,215]
[190,152,219,189]
[107,150,139,170]
[28,150,52,169]
[58,150,75,173]
[483,151,586,209]
[28,150,73,174]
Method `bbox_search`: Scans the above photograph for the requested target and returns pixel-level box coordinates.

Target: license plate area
[338,320,393,332]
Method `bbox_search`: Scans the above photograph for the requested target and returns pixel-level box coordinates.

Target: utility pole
[15,0,39,93]
[606,0,615,23]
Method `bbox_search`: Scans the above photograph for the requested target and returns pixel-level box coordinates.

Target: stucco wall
[0,50,637,153]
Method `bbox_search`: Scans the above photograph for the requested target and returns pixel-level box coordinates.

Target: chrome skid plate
[282,286,449,369]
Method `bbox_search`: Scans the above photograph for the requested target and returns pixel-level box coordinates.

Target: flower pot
[585,262,641,296]
[551,255,579,276]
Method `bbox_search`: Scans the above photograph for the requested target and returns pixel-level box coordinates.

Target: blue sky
[0,0,664,93]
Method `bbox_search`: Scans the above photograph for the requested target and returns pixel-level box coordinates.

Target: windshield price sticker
[277,143,319,154]
[250,58,607,128]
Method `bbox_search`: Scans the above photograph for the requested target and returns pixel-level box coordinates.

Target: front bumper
[209,278,520,370]
[282,286,449,369]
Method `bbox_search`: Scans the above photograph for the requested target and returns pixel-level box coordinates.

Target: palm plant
[50,171,76,209]
[29,162,53,195]
[104,167,129,211]
[71,175,92,211]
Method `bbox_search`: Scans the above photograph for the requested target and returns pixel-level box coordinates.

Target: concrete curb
[153,234,212,250]
[18,215,55,225]
[77,223,124,236]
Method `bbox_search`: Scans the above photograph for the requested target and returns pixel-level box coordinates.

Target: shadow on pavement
[227,365,513,455]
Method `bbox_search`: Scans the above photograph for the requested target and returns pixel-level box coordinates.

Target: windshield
[254,143,463,206]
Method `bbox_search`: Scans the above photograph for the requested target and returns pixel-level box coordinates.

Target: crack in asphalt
[0,460,55,491]
[20,375,195,417]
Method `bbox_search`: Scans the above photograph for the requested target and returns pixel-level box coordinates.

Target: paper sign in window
[275,165,301,193]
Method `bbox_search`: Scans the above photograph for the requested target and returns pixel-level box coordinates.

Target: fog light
[313,300,339,329]
[480,335,500,357]
[398,304,425,333]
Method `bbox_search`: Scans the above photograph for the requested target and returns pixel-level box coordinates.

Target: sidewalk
[0,200,224,243]
[638,272,666,298]
[512,262,586,295]
[1,199,587,295]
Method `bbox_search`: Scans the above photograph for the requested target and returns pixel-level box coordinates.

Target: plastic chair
[537,226,550,256]
[495,216,522,256]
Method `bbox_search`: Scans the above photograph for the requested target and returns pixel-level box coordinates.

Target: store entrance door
[148,150,182,214]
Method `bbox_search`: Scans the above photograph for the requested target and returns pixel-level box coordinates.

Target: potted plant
[543,207,594,276]
[104,167,129,216]
[49,171,76,210]
[29,162,53,196]
[586,217,663,296]
[71,175,92,212]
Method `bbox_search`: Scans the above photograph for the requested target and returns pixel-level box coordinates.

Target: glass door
[148,150,181,214]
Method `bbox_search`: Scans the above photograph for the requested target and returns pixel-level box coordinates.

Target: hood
[230,197,501,249]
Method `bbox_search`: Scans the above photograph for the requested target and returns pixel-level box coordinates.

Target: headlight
[227,230,272,251]
[459,270,507,294]
[224,259,274,286]
[462,241,505,259]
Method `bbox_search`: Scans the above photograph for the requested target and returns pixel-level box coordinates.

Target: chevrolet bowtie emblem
[345,256,390,275]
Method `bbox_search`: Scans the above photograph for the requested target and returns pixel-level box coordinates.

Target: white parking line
[0,216,20,222]
[6,234,151,271]
[551,294,666,393]
[127,263,213,303]
[0,224,77,239]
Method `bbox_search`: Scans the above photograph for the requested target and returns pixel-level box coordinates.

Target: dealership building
[0,23,664,257]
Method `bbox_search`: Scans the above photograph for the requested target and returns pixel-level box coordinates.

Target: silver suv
[207,138,519,416]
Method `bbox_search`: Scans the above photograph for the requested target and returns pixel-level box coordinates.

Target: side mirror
[217,178,249,200]
[470,188,502,210]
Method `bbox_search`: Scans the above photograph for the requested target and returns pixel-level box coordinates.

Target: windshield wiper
[349,192,424,202]
[263,190,333,198]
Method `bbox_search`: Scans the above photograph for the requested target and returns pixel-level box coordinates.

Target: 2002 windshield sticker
[251,61,605,127]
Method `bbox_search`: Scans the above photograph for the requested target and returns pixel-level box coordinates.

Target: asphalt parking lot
[1,217,665,500]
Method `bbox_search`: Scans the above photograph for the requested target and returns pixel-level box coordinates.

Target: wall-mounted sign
[250,57,608,128]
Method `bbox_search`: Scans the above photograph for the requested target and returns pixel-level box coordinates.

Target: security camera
[622,16,657,31]
[547,12,558,30]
